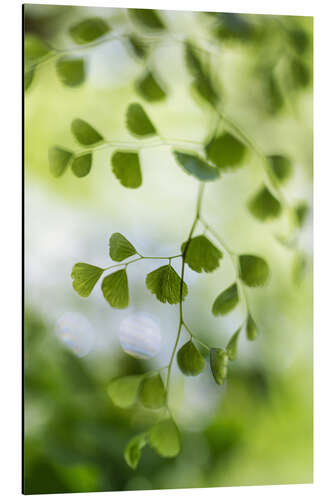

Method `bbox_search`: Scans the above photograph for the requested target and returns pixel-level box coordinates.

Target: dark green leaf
[185,42,219,106]
[102,269,129,309]
[71,153,92,177]
[205,133,246,171]
[69,17,110,44]
[210,348,228,385]
[71,118,103,146]
[177,341,205,376]
[295,201,309,228]
[25,34,50,63]
[149,419,181,458]
[267,155,292,183]
[127,34,148,59]
[124,433,147,469]
[111,151,142,188]
[146,265,188,304]
[181,235,222,273]
[24,67,34,91]
[174,151,219,181]
[139,374,166,409]
[248,185,282,221]
[109,233,136,262]
[246,314,257,341]
[71,262,103,297]
[135,71,167,102]
[239,255,269,287]
[107,375,143,408]
[288,29,309,55]
[212,283,239,316]
[264,72,284,114]
[226,327,241,361]
[290,58,310,88]
[129,9,165,30]
[56,56,85,87]
[48,146,73,177]
[126,103,156,137]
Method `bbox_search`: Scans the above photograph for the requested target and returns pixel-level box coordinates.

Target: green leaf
[107,375,143,408]
[109,233,136,262]
[129,9,165,30]
[149,419,181,458]
[292,252,307,286]
[177,341,205,376]
[124,433,147,469]
[146,265,188,304]
[25,34,50,63]
[71,153,92,177]
[126,103,156,137]
[205,133,246,171]
[295,201,309,228]
[239,255,269,287]
[102,269,129,309]
[56,56,85,87]
[111,151,142,188]
[71,118,103,146]
[48,146,73,177]
[71,262,103,297]
[69,17,110,44]
[226,327,241,361]
[267,155,292,183]
[185,42,219,106]
[24,67,34,91]
[248,185,282,221]
[127,34,148,59]
[246,314,257,341]
[290,58,310,89]
[210,348,228,385]
[181,235,222,273]
[212,283,239,316]
[135,71,167,102]
[173,151,219,181]
[139,374,166,409]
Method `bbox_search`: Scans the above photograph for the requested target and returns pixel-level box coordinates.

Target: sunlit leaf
[126,103,156,137]
[71,153,92,177]
[111,151,142,188]
[129,8,165,30]
[205,132,246,170]
[124,433,148,469]
[56,56,85,87]
[267,155,292,183]
[71,262,103,297]
[102,269,129,308]
[69,17,110,44]
[295,201,309,228]
[174,151,219,181]
[146,265,188,304]
[226,327,241,361]
[177,341,205,376]
[212,283,239,316]
[25,34,51,63]
[71,118,103,146]
[127,34,148,59]
[248,185,282,221]
[109,233,136,262]
[139,374,166,409]
[149,419,181,458]
[210,348,228,385]
[48,146,73,177]
[135,71,167,102]
[239,254,269,287]
[24,67,34,91]
[246,314,257,341]
[181,235,222,273]
[107,375,143,408]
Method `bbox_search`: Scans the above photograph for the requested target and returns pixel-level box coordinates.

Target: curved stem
[103,253,181,271]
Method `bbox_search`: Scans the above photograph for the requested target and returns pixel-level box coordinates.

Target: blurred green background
[24,4,313,494]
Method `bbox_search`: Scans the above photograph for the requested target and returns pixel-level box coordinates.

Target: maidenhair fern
[25,8,311,469]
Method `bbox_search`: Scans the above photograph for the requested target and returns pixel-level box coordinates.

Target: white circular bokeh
[55,312,94,357]
[119,312,162,359]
